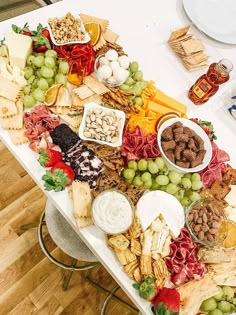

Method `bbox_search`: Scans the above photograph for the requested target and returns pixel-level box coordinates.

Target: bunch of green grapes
[122,157,203,207]
[23,49,69,108]
[119,61,147,106]
[200,286,236,315]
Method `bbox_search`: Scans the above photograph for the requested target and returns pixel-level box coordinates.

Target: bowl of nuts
[185,199,228,247]
[78,102,126,147]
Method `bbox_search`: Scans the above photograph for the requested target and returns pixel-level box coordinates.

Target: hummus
[92,190,134,234]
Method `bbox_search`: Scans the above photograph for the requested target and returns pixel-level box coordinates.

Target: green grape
[23,85,31,95]
[150,180,160,191]
[127,95,135,101]
[23,95,36,108]
[46,77,55,86]
[36,69,43,78]
[183,173,192,180]
[214,287,224,301]
[232,297,236,305]
[32,88,45,102]
[123,168,135,180]
[140,81,148,89]
[58,61,69,74]
[141,172,152,182]
[200,298,217,312]
[34,55,45,68]
[132,85,142,96]
[133,70,143,81]
[189,192,201,202]
[119,84,130,91]
[44,56,56,69]
[148,161,159,174]
[181,177,192,189]
[166,183,179,195]
[40,66,54,79]
[125,178,133,184]
[209,309,223,315]
[124,76,135,86]
[155,157,165,170]
[155,175,169,186]
[129,61,139,73]
[24,67,34,80]
[222,286,235,301]
[191,180,203,191]
[191,173,201,182]
[137,159,148,171]
[27,75,36,85]
[169,171,182,184]
[159,165,169,175]
[180,196,191,207]
[55,73,67,85]
[37,78,49,91]
[32,78,39,89]
[159,185,166,192]
[128,160,138,171]
[143,179,152,189]
[174,190,184,201]
[36,52,45,57]
[26,55,36,66]
[45,49,57,58]
[132,176,143,186]
[217,301,231,313]
[134,97,143,106]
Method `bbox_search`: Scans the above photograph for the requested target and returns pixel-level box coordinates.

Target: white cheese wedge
[136,191,185,238]
[225,185,236,207]
[6,33,33,70]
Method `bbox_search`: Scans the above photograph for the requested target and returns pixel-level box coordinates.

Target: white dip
[92,190,133,234]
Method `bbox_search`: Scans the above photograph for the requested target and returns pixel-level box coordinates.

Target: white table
[0,1,236,314]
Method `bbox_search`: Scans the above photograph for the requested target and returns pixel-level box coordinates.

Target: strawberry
[133,277,159,301]
[42,161,75,191]
[152,287,180,315]
[38,149,62,167]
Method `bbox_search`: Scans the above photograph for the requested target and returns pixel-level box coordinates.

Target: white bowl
[157,118,212,173]
[78,102,126,147]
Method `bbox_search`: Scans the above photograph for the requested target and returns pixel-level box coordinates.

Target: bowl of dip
[91,189,135,235]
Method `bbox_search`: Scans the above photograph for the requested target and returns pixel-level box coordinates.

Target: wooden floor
[0,141,137,315]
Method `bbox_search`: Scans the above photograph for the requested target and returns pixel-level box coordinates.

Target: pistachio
[90,114,96,122]
[84,131,91,138]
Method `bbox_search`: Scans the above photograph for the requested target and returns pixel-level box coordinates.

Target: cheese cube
[6,33,33,70]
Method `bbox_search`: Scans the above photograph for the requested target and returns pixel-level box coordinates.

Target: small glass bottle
[188,59,233,105]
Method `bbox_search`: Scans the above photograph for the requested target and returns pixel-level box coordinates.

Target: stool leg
[63,258,77,291]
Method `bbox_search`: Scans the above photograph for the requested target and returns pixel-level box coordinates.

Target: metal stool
[85,278,140,314]
[38,199,99,290]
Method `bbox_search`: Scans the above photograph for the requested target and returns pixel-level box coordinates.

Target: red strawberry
[152,287,180,315]
[133,277,159,301]
[42,161,75,191]
[38,149,62,167]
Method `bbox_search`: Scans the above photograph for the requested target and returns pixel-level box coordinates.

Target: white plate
[183,0,236,44]
[47,14,90,46]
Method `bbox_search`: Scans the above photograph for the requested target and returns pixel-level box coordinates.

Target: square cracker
[84,75,109,95]
[72,181,92,218]
[182,39,204,54]
[0,97,17,118]
[0,76,22,102]
[2,98,23,129]
[8,128,28,145]
[79,13,109,33]
[103,29,119,44]
[108,234,130,251]
[93,34,107,51]
[73,85,94,100]
[169,25,190,41]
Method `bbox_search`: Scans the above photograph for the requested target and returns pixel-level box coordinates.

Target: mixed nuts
[83,108,121,144]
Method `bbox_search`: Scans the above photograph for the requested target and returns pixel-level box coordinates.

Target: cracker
[124,259,139,278]
[81,94,103,106]
[128,215,141,239]
[55,86,72,108]
[79,13,109,33]
[168,33,192,44]
[73,85,94,99]
[84,75,109,95]
[108,234,130,251]
[182,52,208,65]
[153,258,170,288]
[75,216,93,228]
[2,97,23,129]
[103,29,119,44]
[115,248,136,265]
[130,239,142,256]
[72,181,92,218]
[182,39,204,55]
[133,267,142,283]
[140,255,152,275]
[59,112,83,128]
[0,76,22,102]
[0,97,17,118]
[169,25,190,41]
[93,34,107,51]
[8,128,28,145]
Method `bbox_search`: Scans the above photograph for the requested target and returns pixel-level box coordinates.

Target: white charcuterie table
[0,0,236,314]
